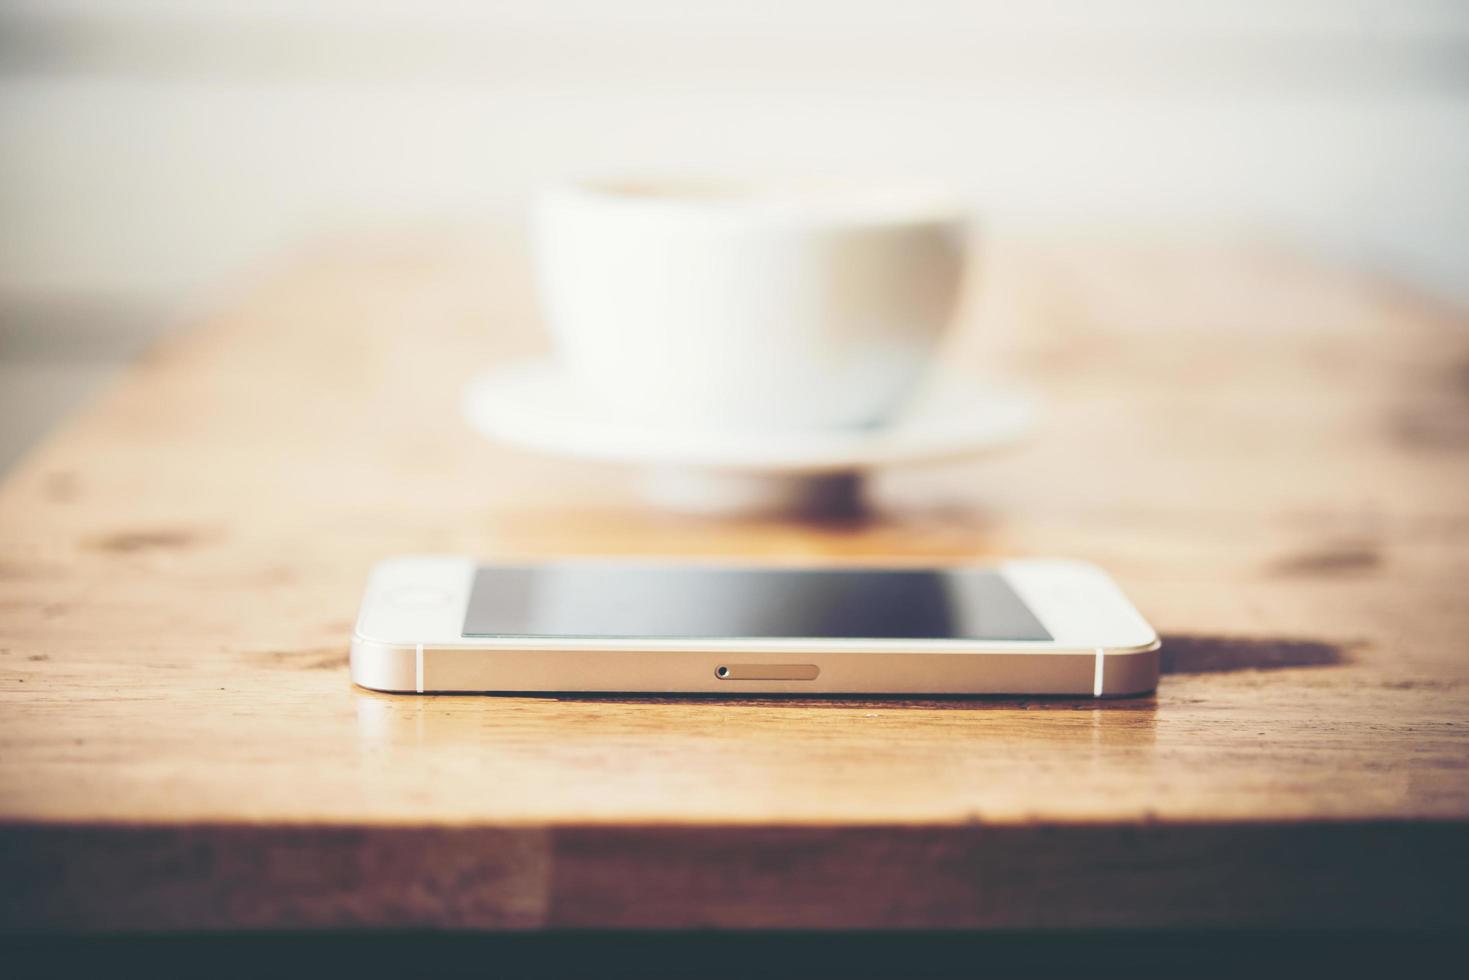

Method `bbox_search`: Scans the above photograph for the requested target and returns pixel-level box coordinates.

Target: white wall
[2,0,1467,308]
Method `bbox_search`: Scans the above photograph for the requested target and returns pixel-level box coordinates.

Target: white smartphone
[350,557,1159,697]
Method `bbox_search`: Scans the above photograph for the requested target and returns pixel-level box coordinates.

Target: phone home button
[384,585,454,609]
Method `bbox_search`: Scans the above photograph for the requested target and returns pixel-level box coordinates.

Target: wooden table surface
[2,234,1467,932]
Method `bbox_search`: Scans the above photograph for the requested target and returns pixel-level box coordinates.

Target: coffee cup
[534,178,967,431]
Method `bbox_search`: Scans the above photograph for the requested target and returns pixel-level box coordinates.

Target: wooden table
[2,234,1468,936]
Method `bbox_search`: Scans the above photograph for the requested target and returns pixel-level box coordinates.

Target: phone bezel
[352,555,1158,655]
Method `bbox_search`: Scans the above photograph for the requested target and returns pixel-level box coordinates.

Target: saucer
[462,359,1037,515]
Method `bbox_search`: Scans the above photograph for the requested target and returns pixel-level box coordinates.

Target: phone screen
[461,565,1051,641]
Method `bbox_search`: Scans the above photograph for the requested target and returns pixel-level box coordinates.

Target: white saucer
[463,360,1036,515]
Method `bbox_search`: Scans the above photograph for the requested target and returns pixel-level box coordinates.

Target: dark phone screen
[462,565,1050,641]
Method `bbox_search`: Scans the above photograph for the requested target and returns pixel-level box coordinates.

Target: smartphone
[350,557,1159,697]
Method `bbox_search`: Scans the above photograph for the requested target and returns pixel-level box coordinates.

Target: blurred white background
[2,0,1467,465]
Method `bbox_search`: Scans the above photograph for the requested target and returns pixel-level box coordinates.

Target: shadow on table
[1157,632,1351,674]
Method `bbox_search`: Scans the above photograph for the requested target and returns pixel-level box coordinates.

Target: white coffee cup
[534,178,967,430]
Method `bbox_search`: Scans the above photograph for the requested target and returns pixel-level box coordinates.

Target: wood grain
[1,233,1467,929]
